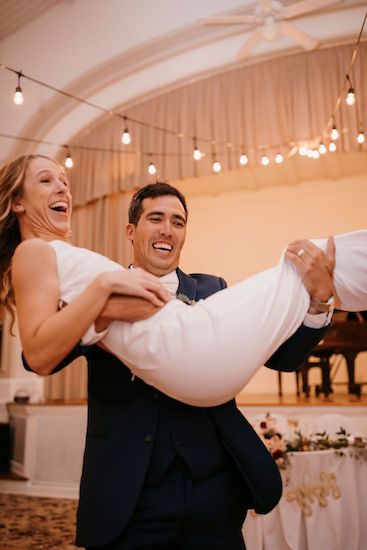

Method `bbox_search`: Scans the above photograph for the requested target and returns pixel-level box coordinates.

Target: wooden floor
[39,393,367,408]
[236,391,367,407]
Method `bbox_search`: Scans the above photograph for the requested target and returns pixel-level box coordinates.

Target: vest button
[175,440,181,447]
[144,434,153,442]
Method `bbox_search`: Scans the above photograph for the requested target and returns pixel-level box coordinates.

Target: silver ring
[297,248,305,257]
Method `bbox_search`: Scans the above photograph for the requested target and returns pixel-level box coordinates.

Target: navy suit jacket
[24,268,327,547]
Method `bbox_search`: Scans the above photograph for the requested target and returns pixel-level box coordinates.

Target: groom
[25,182,335,548]
[74,182,334,549]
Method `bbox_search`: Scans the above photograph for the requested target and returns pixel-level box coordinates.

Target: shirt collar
[129,265,179,296]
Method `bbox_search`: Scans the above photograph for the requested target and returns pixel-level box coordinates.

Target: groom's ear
[126,223,135,244]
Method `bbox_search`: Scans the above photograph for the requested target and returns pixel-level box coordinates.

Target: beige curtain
[67,41,367,207]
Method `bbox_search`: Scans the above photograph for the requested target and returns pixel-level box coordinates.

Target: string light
[193,147,202,160]
[261,154,269,166]
[306,149,313,158]
[193,138,202,160]
[212,159,222,173]
[121,128,131,145]
[357,131,365,144]
[345,88,356,106]
[239,153,248,166]
[64,148,74,168]
[330,124,339,141]
[275,152,284,164]
[311,149,320,159]
[345,75,356,106]
[13,72,24,105]
[298,146,308,157]
[148,161,157,175]
[318,142,327,154]
[329,142,337,152]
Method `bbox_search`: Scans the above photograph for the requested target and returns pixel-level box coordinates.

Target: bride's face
[13,157,72,240]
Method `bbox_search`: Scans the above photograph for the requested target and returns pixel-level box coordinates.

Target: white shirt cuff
[303,308,334,329]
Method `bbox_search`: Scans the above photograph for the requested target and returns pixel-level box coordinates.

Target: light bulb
[212,160,222,173]
[64,153,74,168]
[345,88,356,106]
[298,146,308,157]
[318,143,327,154]
[261,154,269,166]
[312,149,320,159]
[329,142,337,152]
[357,131,365,144]
[275,153,283,164]
[239,153,248,166]
[330,125,339,141]
[13,86,24,105]
[121,128,131,145]
[148,162,157,175]
[306,149,313,158]
[193,147,202,160]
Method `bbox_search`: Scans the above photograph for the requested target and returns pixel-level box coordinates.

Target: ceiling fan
[201,0,341,58]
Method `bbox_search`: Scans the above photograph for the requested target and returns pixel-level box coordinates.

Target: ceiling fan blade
[280,21,319,50]
[200,15,259,26]
[282,0,341,20]
[237,28,263,59]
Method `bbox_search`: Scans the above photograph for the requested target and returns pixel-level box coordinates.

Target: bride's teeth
[50,201,68,211]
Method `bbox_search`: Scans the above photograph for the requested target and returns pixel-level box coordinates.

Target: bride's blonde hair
[0,154,56,330]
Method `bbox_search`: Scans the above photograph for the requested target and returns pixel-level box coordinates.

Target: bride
[1,154,367,406]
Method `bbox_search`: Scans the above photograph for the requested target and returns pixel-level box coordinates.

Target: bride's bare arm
[12,240,169,374]
[13,239,115,374]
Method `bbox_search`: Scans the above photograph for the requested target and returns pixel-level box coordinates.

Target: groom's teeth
[153,243,173,251]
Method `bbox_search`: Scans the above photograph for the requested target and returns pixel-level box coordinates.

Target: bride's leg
[102,229,367,406]
[103,254,309,406]
[317,229,367,312]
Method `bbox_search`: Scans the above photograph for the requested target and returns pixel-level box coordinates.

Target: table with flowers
[242,414,367,550]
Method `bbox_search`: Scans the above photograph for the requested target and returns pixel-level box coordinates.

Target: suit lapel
[176,267,197,301]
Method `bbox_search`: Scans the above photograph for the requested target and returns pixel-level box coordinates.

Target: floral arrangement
[253,413,367,470]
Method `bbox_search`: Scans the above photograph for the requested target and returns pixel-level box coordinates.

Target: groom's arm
[267,237,335,371]
[266,323,328,372]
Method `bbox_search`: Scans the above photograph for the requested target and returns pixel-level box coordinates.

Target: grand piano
[297,310,367,397]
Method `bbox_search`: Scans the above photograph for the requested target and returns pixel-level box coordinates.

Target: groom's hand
[285,236,336,314]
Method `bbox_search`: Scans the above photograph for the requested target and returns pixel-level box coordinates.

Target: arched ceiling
[0,0,366,163]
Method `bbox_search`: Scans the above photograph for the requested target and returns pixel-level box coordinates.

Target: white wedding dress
[49,229,367,406]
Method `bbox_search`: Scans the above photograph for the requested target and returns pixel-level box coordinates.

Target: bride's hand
[99,268,171,307]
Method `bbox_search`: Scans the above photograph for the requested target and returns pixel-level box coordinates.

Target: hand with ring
[285,237,336,313]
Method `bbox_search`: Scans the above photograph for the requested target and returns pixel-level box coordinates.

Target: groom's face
[126,194,187,276]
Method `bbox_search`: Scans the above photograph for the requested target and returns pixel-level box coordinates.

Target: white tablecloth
[242,450,367,550]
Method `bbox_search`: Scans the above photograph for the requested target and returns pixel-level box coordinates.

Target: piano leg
[344,352,361,397]
[301,362,311,397]
[315,355,333,397]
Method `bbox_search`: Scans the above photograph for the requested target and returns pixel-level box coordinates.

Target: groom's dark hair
[128,182,188,225]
